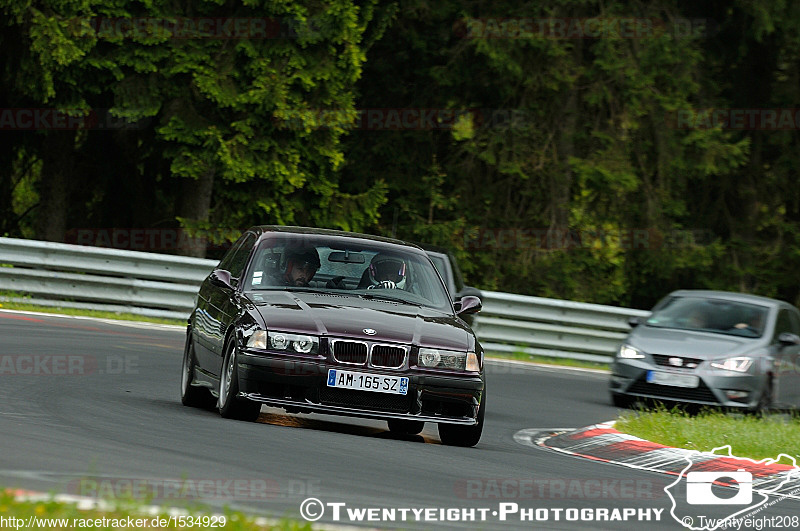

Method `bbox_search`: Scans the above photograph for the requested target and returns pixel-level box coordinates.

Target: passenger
[364,254,407,290]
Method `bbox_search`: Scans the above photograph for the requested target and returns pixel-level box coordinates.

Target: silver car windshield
[244,234,452,311]
[645,296,769,338]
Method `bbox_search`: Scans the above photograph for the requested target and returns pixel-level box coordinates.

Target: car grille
[330,339,408,369]
[371,345,405,368]
[627,375,718,403]
[651,354,703,370]
[319,387,411,412]
[332,341,368,364]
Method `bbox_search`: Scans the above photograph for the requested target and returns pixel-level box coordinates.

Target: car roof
[246,225,426,254]
[667,289,786,308]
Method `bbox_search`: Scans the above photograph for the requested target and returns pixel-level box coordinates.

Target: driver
[280,246,320,287]
[366,254,407,290]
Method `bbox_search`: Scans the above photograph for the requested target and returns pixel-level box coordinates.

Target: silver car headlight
[710,356,753,373]
[418,348,480,372]
[247,330,319,354]
[617,344,645,359]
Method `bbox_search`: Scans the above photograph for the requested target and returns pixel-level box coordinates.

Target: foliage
[3,0,800,307]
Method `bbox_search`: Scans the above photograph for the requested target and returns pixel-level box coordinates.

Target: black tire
[181,331,215,409]
[438,394,485,447]
[611,392,634,409]
[387,419,425,435]
[218,336,262,422]
[749,378,773,415]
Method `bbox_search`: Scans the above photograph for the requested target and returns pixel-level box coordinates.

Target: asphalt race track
[1,310,799,530]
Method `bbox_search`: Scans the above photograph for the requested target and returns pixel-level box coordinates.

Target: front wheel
[218,337,262,422]
[749,378,774,415]
[438,394,485,447]
[181,332,215,409]
[611,392,634,409]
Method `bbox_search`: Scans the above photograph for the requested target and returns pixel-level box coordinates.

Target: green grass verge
[0,300,185,327]
[0,489,312,530]
[615,407,800,462]
[488,349,609,371]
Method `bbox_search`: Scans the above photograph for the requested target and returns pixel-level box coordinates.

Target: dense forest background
[2,0,800,309]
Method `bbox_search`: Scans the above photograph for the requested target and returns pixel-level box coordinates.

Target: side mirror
[457,295,482,316]
[458,286,482,299]
[778,332,800,346]
[627,316,642,328]
[210,269,234,289]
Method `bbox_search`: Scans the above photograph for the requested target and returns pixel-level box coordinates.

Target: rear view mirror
[328,251,366,264]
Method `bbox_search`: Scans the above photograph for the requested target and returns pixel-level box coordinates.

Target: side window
[218,237,245,272]
[773,309,793,341]
[788,310,800,335]
[226,234,257,280]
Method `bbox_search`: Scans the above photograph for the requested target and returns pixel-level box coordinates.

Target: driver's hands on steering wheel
[368,280,397,290]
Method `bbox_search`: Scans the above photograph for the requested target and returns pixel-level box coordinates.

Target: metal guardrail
[0,237,648,361]
[474,291,649,363]
[0,237,216,320]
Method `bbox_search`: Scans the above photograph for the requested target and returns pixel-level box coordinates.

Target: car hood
[246,291,472,351]
[628,325,763,359]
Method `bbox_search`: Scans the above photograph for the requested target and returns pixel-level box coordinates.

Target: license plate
[646,370,699,388]
[327,369,408,395]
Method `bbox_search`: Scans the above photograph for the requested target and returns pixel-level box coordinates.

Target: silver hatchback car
[610,290,800,411]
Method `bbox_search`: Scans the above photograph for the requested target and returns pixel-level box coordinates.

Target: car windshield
[243,233,453,311]
[645,296,769,338]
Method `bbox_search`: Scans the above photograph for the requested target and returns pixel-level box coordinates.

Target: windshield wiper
[359,293,423,307]
[252,287,336,296]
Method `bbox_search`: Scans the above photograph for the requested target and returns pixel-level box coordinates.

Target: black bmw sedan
[180,226,485,446]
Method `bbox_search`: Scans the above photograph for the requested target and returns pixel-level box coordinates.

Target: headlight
[418,348,480,372]
[246,330,319,354]
[710,357,753,373]
[618,344,645,359]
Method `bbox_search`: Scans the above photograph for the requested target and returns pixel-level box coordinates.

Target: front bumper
[610,358,765,409]
[237,349,484,425]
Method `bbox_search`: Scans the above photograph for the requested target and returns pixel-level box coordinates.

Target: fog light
[725,390,749,401]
